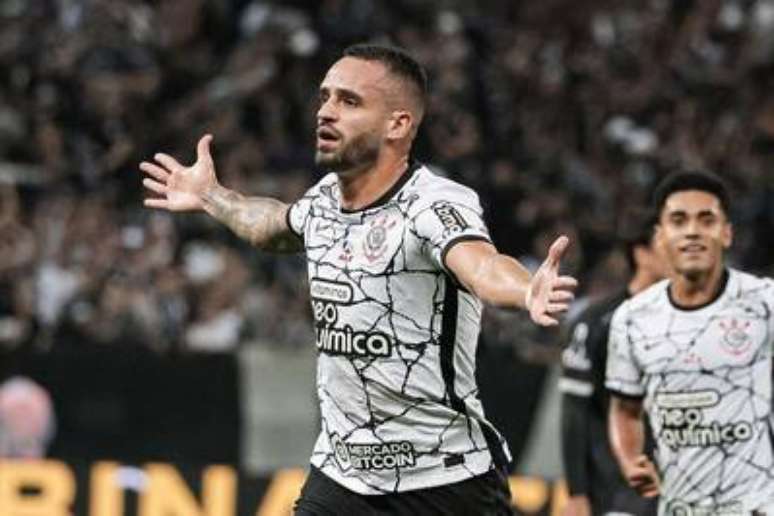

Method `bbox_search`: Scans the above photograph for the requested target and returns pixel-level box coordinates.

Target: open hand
[139,134,217,211]
[526,235,578,326]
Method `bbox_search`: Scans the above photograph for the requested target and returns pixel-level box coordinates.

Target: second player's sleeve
[410,183,492,275]
[605,303,645,398]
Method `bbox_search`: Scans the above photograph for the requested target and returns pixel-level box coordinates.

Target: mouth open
[680,243,706,253]
[317,127,340,143]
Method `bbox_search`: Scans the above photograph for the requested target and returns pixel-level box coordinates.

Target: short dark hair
[652,170,730,217]
[343,43,428,111]
[618,207,658,272]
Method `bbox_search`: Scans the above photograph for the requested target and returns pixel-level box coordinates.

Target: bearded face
[315,128,381,174]
[314,57,397,176]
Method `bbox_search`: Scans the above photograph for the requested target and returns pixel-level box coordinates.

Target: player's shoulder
[401,165,483,226]
[728,267,774,300]
[307,172,338,196]
[613,279,669,322]
[406,165,481,203]
[297,172,338,205]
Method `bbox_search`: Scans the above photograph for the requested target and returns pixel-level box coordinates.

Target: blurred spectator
[0,0,771,355]
[0,376,56,458]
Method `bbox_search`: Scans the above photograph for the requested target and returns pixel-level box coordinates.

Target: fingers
[545,303,570,314]
[528,272,577,325]
[635,455,651,467]
[555,275,578,290]
[545,283,575,312]
[531,311,560,327]
[142,178,168,195]
[144,198,169,209]
[546,235,570,267]
[154,152,183,172]
[627,469,652,483]
[139,161,170,181]
[625,458,660,497]
[627,474,656,493]
[631,478,659,497]
[197,134,213,163]
[549,289,574,303]
[139,155,173,211]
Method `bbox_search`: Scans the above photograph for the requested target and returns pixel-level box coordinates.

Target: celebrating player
[606,171,774,514]
[139,44,577,515]
[560,209,666,516]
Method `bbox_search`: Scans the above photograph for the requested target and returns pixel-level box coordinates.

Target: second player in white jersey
[288,163,511,494]
[607,269,774,513]
[606,171,774,515]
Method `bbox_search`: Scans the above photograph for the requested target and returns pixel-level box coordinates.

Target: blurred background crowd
[0,2,773,495]
[1,0,773,363]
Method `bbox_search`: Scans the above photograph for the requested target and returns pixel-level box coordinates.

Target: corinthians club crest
[362,215,397,263]
[718,318,752,356]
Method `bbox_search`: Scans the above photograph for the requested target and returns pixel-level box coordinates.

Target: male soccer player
[606,171,774,514]
[139,44,577,515]
[560,211,666,516]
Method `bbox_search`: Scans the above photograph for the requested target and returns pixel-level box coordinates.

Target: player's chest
[305,207,409,273]
[638,305,770,372]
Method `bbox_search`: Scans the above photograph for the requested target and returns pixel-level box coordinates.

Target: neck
[627,270,656,296]
[338,153,409,211]
[669,264,726,308]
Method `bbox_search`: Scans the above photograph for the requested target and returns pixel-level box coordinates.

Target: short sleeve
[286,197,310,238]
[285,173,336,239]
[410,185,491,273]
[605,302,645,398]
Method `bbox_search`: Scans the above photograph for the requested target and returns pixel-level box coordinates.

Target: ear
[385,110,414,141]
[721,221,733,249]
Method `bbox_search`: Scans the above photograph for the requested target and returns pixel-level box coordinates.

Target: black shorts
[294,466,514,516]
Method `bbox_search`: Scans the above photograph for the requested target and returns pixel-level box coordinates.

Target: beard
[315,130,381,175]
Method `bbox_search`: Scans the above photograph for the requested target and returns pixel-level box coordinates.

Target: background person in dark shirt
[559,210,666,516]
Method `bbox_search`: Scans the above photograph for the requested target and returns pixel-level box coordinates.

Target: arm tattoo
[202,185,303,254]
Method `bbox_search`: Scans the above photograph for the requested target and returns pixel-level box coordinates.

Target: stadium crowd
[1,0,773,354]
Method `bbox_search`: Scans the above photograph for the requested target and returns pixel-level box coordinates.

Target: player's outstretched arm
[139,134,302,253]
[445,235,578,326]
[609,395,660,498]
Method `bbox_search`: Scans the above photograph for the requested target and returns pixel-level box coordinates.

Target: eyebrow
[319,86,364,102]
[666,208,719,218]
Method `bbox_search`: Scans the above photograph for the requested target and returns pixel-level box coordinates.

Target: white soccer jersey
[606,269,774,514]
[286,163,511,494]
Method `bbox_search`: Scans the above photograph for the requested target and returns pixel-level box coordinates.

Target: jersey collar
[667,268,730,311]
[339,159,421,214]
